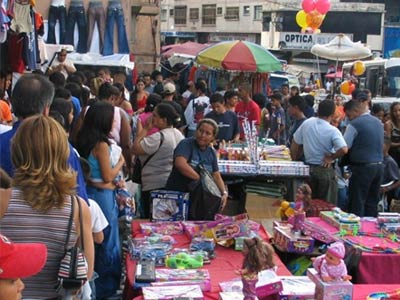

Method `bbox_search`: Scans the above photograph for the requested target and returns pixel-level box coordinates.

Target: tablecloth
[308,217,400,284]
[123,221,292,300]
[353,284,400,300]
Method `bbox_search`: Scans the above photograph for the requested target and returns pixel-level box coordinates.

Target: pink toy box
[307,268,353,300]
[301,220,336,244]
[152,269,211,292]
[142,284,203,300]
[273,222,314,254]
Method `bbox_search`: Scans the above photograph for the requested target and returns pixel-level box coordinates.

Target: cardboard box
[151,190,189,221]
[307,269,352,300]
[273,222,314,254]
[301,220,336,244]
[152,269,211,292]
[142,284,203,300]
[278,276,315,300]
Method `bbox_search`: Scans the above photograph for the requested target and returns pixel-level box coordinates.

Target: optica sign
[279,32,352,50]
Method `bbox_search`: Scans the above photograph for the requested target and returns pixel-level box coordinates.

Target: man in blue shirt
[291,100,348,205]
[0,74,88,203]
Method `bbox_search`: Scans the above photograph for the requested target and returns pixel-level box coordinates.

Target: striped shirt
[1,188,77,300]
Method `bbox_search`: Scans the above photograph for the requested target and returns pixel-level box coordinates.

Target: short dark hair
[224,90,238,101]
[12,74,54,118]
[344,99,362,113]
[210,93,225,105]
[371,103,384,114]
[317,100,336,117]
[65,82,82,100]
[155,103,180,127]
[271,92,283,102]
[98,82,119,100]
[289,95,306,112]
[54,87,72,100]
[144,93,162,112]
[195,81,207,94]
[304,94,315,107]
[49,71,66,88]
[253,93,267,109]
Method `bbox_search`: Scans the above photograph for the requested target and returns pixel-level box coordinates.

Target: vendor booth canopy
[310,34,372,61]
[325,71,343,78]
[161,41,210,58]
[195,40,282,72]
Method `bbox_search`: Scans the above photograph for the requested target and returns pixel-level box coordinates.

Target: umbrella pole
[332,59,339,99]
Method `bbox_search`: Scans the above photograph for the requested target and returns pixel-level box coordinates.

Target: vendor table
[353,285,400,300]
[308,217,400,284]
[123,221,292,300]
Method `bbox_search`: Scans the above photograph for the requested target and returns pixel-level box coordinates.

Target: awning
[284,63,327,76]
[325,71,343,78]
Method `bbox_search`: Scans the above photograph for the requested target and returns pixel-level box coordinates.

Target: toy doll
[312,241,352,282]
[236,237,276,300]
[276,183,312,221]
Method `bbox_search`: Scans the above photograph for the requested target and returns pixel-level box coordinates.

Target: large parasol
[311,34,372,61]
[195,40,282,72]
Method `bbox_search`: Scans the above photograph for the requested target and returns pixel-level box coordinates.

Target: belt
[307,163,333,168]
[351,161,382,166]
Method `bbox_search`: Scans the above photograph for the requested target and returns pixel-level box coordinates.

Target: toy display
[320,209,360,235]
[165,252,204,269]
[153,269,211,291]
[140,222,184,235]
[312,242,351,282]
[150,190,189,221]
[190,237,216,258]
[278,276,316,300]
[142,284,204,300]
[273,221,315,254]
[367,289,400,300]
[307,268,353,300]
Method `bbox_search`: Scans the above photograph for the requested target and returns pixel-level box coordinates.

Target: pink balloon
[315,0,331,14]
[302,0,316,13]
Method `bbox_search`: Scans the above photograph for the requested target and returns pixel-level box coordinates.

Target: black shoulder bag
[57,196,88,292]
[131,132,165,184]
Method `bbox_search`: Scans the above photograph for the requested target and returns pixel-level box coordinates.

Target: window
[202,4,216,26]
[174,6,187,25]
[169,9,174,17]
[254,5,262,20]
[243,6,250,16]
[225,7,239,20]
[160,9,167,21]
[217,7,223,16]
[189,8,199,21]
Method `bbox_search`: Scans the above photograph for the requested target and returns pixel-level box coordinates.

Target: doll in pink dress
[312,241,352,282]
[236,237,276,300]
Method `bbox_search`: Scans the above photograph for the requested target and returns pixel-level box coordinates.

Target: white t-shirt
[51,58,76,79]
[51,0,65,6]
[88,199,109,233]
[184,95,211,131]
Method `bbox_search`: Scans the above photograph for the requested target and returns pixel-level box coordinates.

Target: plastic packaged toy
[165,252,204,269]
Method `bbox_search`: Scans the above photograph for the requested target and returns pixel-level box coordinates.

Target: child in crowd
[312,241,351,282]
[237,237,276,300]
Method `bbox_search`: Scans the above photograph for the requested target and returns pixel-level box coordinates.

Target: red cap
[0,234,47,279]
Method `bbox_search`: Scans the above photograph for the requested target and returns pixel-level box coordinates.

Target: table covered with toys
[123,214,295,300]
[272,205,400,285]
[216,139,309,205]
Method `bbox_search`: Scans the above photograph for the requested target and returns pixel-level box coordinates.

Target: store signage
[279,32,353,50]
[209,32,256,43]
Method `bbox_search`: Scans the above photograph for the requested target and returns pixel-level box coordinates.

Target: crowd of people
[0,49,399,299]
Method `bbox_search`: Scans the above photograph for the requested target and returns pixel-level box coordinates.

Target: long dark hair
[155,103,180,127]
[75,101,114,158]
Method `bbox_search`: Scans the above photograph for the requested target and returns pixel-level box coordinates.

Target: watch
[222,191,228,195]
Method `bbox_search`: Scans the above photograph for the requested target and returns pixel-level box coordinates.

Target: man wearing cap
[343,96,384,217]
[291,100,348,205]
[0,234,47,300]
[162,81,185,130]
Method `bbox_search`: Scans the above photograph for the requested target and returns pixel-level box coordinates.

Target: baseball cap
[163,82,176,95]
[0,234,47,279]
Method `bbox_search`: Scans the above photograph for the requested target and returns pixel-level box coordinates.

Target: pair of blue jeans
[86,186,121,299]
[47,5,66,44]
[65,4,87,53]
[102,1,129,55]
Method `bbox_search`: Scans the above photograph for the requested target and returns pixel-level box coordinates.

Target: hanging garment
[87,1,106,52]
[103,0,129,55]
[46,5,66,44]
[65,2,87,53]
[10,1,32,33]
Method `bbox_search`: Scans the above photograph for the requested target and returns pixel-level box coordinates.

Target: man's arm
[323,146,348,167]
[290,141,303,161]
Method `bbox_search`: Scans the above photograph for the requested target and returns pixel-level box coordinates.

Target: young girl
[312,241,352,282]
[237,237,276,300]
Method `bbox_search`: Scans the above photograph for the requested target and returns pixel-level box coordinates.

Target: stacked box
[301,220,336,244]
[273,222,314,254]
[150,190,189,221]
[152,269,211,291]
[319,211,360,235]
[307,269,352,300]
[279,276,316,300]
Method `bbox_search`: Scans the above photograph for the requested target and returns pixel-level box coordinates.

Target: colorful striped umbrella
[195,40,282,72]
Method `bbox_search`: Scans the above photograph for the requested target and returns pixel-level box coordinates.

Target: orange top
[0,100,12,122]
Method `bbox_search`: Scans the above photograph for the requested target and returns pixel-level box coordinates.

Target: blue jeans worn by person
[47,5,66,44]
[86,187,121,299]
[103,1,129,55]
[65,4,87,53]
[87,1,106,52]
[348,163,383,217]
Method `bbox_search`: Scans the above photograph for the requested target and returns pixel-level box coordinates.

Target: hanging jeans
[86,186,121,300]
[87,1,106,52]
[65,3,87,53]
[47,5,66,44]
[103,1,129,56]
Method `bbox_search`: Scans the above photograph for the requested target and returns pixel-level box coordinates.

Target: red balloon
[315,0,331,14]
[302,0,315,13]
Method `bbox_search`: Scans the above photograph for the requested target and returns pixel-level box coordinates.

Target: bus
[342,58,400,102]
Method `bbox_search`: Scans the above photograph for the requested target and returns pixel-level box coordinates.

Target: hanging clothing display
[103,0,129,56]
[46,0,66,44]
[0,3,10,43]
[65,0,87,53]
[87,0,105,52]
[10,1,32,34]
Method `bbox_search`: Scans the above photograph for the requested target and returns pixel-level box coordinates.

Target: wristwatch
[222,191,228,196]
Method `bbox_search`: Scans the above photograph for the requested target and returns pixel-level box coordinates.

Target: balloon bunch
[340,61,366,95]
[296,0,331,34]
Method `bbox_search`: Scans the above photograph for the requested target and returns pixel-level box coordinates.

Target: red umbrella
[325,71,343,78]
[162,41,210,58]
